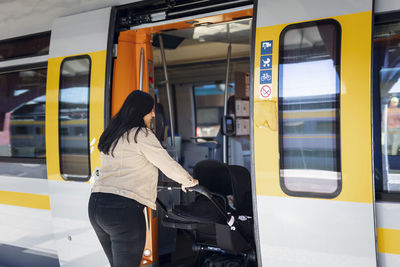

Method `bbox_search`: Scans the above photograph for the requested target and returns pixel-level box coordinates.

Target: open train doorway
[153,16,254,267]
[111,5,255,266]
[152,18,252,170]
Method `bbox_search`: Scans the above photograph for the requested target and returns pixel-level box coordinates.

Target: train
[0,0,400,266]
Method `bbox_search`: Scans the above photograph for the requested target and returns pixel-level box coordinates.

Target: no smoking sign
[259,85,272,99]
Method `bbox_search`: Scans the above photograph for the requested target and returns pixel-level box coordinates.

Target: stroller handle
[158,184,235,229]
[186,184,207,194]
[186,185,230,222]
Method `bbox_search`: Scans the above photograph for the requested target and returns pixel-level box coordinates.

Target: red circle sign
[260,85,271,98]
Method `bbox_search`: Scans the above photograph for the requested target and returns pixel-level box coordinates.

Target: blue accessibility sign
[261,40,273,55]
[260,70,272,84]
[260,55,272,69]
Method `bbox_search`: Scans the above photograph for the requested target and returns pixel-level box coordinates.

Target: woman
[88,90,198,267]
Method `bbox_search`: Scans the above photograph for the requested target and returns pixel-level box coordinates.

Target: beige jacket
[91,127,195,209]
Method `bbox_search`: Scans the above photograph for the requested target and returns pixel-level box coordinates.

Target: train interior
[112,10,255,266]
[153,19,252,171]
[154,19,254,266]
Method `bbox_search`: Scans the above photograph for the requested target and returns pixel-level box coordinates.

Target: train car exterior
[0,0,400,266]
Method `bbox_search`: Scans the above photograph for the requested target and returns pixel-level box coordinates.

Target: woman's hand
[181,179,199,192]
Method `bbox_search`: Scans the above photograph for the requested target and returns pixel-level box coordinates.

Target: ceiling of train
[0,0,135,40]
[0,0,252,40]
[152,19,252,66]
[159,19,251,44]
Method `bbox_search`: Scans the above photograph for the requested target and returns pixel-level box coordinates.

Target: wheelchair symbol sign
[260,85,272,99]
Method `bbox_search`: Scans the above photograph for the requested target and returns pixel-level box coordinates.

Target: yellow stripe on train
[0,190,51,210]
[10,119,86,125]
[282,110,335,119]
[377,228,400,255]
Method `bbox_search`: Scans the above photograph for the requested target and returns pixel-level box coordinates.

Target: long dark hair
[98,90,154,156]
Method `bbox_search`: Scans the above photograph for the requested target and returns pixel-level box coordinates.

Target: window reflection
[0,69,46,158]
[59,57,91,180]
[0,32,50,61]
[194,83,234,139]
[278,20,341,196]
[385,96,400,155]
[375,22,400,192]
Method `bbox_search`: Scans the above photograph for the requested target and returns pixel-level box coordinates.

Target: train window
[278,19,341,197]
[0,68,46,159]
[374,21,400,194]
[59,56,91,180]
[0,32,50,61]
[194,83,233,139]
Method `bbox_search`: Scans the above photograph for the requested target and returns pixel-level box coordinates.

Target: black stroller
[157,160,257,266]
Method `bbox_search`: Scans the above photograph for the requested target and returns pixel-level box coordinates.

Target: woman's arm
[137,130,197,188]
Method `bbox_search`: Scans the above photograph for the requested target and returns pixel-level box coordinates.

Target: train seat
[215,165,254,254]
[228,165,253,217]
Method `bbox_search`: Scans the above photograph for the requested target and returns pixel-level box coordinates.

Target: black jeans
[88,192,146,267]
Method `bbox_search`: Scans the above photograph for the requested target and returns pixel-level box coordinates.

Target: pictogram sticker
[260,85,272,99]
[260,70,272,84]
[261,40,273,55]
[260,55,272,69]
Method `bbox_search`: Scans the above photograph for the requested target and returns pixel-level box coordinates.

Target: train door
[253,0,376,266]
[45,8,113,266]
[112,2,254,265]
[373,1,400,266]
